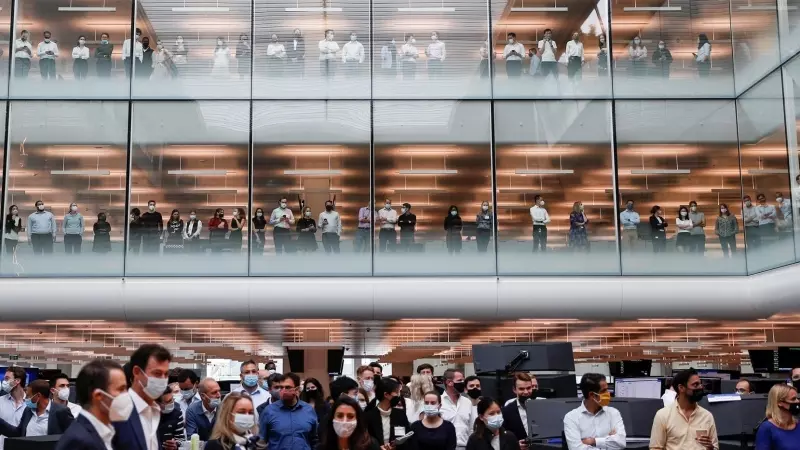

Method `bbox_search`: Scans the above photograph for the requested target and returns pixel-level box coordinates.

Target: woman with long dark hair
[4,205,21,256]
[444,205,463,255]
[649,205,667,253]
[715,203,738,258]
[675,205,693,252]
[301,377,331,421]
[363,377,410,448]
[695,33,711,78]
[466,397,520,450]
[319,396,380,450]
[251,208,267,255]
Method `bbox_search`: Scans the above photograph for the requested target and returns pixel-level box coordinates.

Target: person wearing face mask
[742,195,761,249]
[775,192,792,235]
[50,373,82,418]
[479,40,494,79]
[407,374,435,423]
[139,200,163,254]
[563,373,625,450]
[270,197,295,254]
[137,37,154,79]
[426,31,446,79]
[694,34,712,78]
[342,32,365,75]
[62,202,85,254]
[235,34,250,80]
[92,212,112,254]
[94,33,114,78]
[257,373,282,417]
[628,36,647,77]
[527,47,540,77]
[715,203,738,258]
[27,200,56,255]
[318,201,342,254]
[410,391,457,450]
[151,40,173,80]
[296,206,318,253]
[301,378,331,421]
[260,372,318,450]
[182,210,202,254]
[537,29,557,80]
[440,369,473,450]
[466,397,520,450]
[734,379,753,395]
[287,29,305,78]
[565,32,584,82]
[206,392,264,450]
[652,40,673,79]
[229,208,246,253]
[357,366,376,401]
[363,377,410,449]
[163,209,184,254]
[208,208,229,253]
[675,206,693,253]
[267,34,287,77]
[1,370,59,445]
[597,35,608,77]
[503,32,525,78]
[186,377,221,441]
[55,359,129,450]
[397,203,417,252]
[122,28,143,78]
[568,202,589,252]
[155,389,184,450]
[173,36,189,75]
[13,30,33,79]
[687,200,706,254]
[400,34,419,80]
[72,35,90,80]
[464,376,482,408]
[475,201,493,253]
[238,361,268,410]
[175,369,200,417]
[381,38,398,76]
[37,31,59,80]
[620,200,640,253]
[251,208,267,255]
[318,396,380,450]
[502,373,539,448]
[129,208,143,254]
[444,206,463,255]
[211,37,231,79]
[319,29,340,79]
[755,384,800,450]
[530,195,550,253]
[649,205,668,253]
[378,199,398,253]
[756,193,778,244]
[649,369,717,450]
[0,368,27,448]
[4,205,22,256]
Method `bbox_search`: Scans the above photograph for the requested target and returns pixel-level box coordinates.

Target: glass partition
[10,0,132,99]
[615,100,746,275]
[253,0,370,99]
[778,0,800,61]
[2,101,128,277]
[737,70,794,273]
[126,101,250,276]
[373,100,495,275]
[133,0,252,99]
[730,0,781,94]
[610,0,735,98]
[786,56,800,264]
[251,101,371,275]
[0,0,11,97]
[495,100,619,275]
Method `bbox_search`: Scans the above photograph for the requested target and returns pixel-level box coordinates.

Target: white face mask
[139,375,168,400]
[358,401,368,410]
[148,205,155,211]
[690,206,697,212]
[1,380,16,392]
[100,390,134,422]
[450,210,457,216]
[432,35,438,41]
[190,214,196,220]
[71,205,78,212]
[79,39,85,45]
[257,212,263,217]
[482,205,489,211]
[333,419,357,438]
[233,413,255,433]
[232,211,238,216]
[385,204,391,210]
[410,38,416,44]
[658,44,665,49]
[57,387,70,401]
[37,204,45,211]
[538,200,545,206]
[401,208,408,214]
[162,401,175,414]
[304,211,312,218]
[362,379,374,392]
[280,202,287,209]
[681,212,688,217]
[777,197,783,203]
[11,209,18,215]
[351,35,357,41]
[720,208,728,214]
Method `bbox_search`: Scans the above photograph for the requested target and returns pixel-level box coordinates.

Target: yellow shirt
[649,401,719,450]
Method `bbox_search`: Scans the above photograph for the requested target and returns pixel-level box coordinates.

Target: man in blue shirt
[259,372,317,450]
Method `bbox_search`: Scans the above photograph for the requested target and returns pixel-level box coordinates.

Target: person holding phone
[409,391,456,450]
[363,377,411,449]
[318,396,381,450]
[156,388,185,450]
[649,369,718,450]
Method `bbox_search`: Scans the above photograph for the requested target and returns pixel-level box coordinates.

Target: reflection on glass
[494,101,619,275]
[252,101,371,275]
[615,100,746,275]
[374,101,494,275]
[779,0,800,60]
[2,102,128,276]
[730,0,781,93]
[10,0,132,99]
[127,101,250,276]
[737,70,795,272]
[785,57,800,264]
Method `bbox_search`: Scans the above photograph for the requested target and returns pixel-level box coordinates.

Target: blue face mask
[25,397,38,410]
[243,375,259,388]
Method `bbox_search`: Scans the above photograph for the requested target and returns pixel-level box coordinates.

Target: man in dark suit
[113,344,173,450]
[0,378,73,438]
[56,359,128,450]
[185,377,221,441]
[501,372,538,447]
[256,373,281,417]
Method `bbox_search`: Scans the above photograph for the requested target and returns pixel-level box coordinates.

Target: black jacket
[444,215,463,233]
[398,212,417,232]
[0,400,74,437]
[287,37,306,60]
[157,408,185,447]
[363,405,410,447]
[649,215,668,234]
[465,429,521,450]
[55,414,107,450]
[500,400,527,441]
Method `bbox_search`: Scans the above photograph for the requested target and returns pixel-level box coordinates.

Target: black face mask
[529,389,538,399]
[467,388,481,399]
[325,205,333,211]
[517,394,531,405]
[787,403,800,415]
[792,379,800,392]
[453,382,465,393]
[389,396,401,408]
[305,390,319,399]
[98,216,106,222]
[687,388,707,404]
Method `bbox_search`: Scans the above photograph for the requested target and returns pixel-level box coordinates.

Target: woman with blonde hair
[406,373,435,423]
[205,392,263,450]
[754,383,800,449]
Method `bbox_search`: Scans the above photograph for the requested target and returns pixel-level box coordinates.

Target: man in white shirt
[378,198,398,252]
[51,373,82,418]
[0,367,27,450]
[501,373,538,447]
[13,30,33,78]
[122,28,143,78]
[503,32,525,78]
[400,35,418,80]
[440,369,474,450]
[756,193,778,242]
[537,28,558,79]
[269,197,295,254]
[426,31,446,79]
[530,195,550,252]
[319,200,342,254]
[565,32,584,81]
[563,373,626,450]
[37,31,58,80]
[318,29,339,79]
[0,379,73,438]
[342,32,364,64]
[238,360,268,409]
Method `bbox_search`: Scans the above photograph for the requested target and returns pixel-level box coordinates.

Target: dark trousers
[399,230,414,252]
[354,228,370,252]
[719,235,736,257]
[252,231,265,254]
[73,59,89,80]
[4,239,18,255]
[567,56,582,79]
[320,59,336,79]
[479,59,490,78]
[745,226,760,248]
[96,58,112,77]
[476,229,491,252]
[540,61,558,78]
[124,58,132,78]
[64,234,82,254]
[506,60,522,77]
[31,233,53,255]
[142,230,160,254]
[322,233,340,254]
[402,62,416,80]
[428,59,442,79]
[532,225,547,252]
[14,58,30,78]
[652,232,666,253]
[39,58,56,80]
[689,234,706,254]
[273,227,290,254]
[697,61,710,78]
[378,229,396,252]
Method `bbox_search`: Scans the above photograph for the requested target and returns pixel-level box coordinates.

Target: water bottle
[190,433,200,450]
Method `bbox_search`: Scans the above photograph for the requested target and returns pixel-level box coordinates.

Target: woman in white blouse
[628,36,647,77]
[694,33,711,78]
[183,209,203,253]
[675,205,693,252]
[72,35,90,80]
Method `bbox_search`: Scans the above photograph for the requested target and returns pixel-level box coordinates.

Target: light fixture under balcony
[59,6,116,11]
[398,0,455,12]
[285,7,343,11]
[624,0,681,11]
[630,169,691,175]
[172,0,229,12]
[50,170,111,176]
[747,168,787,175]
[511,0,567,12]
[397,169,458,175]
[168,169,231,176]
[284,169,343,176]
[515,169,574,175]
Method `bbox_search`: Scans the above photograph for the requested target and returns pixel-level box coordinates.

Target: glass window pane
[737,70,795,273]
[127,101,250,276]
[495,100,619,275]
[10,0,132,99]
[133,0,252,99]
[778,0,800,61]
[253,0,370,99]
[2,101,128,276]
[730,0,781,93]
[0,0,11,97]
[373,100,495,275]
[786,56,800,265]
[615,100,746,275]
[492,0,612,99]
[610,3,735,98]
[251,101,371,275]
[372,0,491,99]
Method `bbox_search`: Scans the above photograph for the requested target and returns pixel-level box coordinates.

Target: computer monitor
[614,378,662,399]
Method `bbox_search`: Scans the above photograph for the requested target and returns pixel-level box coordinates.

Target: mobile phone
[695,429,708,438]
[395,431,414,445]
